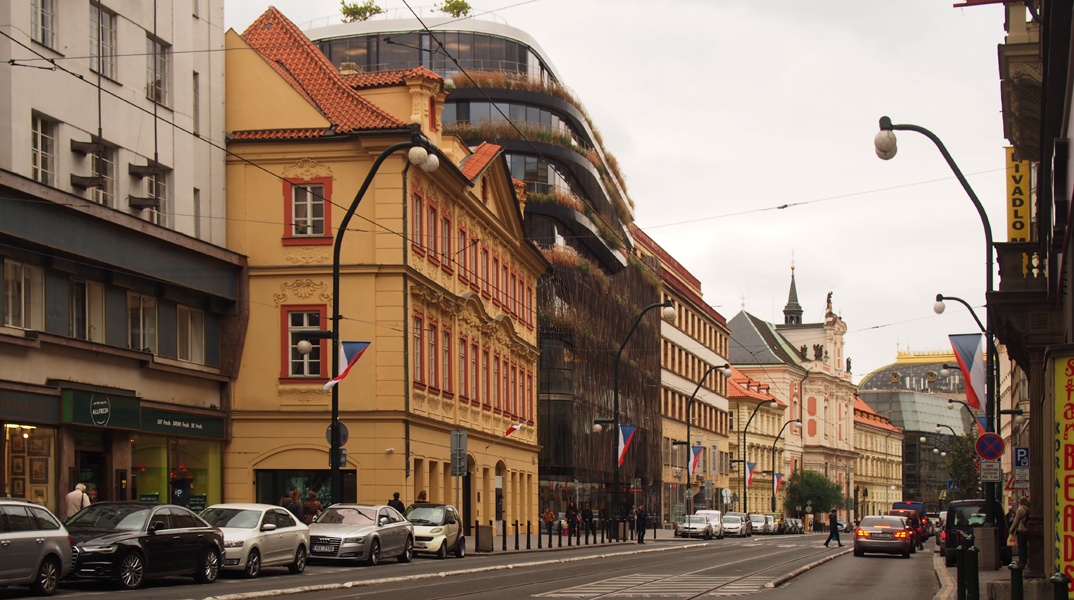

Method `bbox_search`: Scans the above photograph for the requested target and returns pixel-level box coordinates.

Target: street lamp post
[741,398,778,514]
[303,125,440,502]
[673,363,733,517]
[771,419,802,512]
[876,116,999,526]
[611,299,676,539]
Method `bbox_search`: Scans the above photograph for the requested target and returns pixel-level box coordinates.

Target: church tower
[783,265,803,325]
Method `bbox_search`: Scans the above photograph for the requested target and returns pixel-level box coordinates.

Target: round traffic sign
[326,421,349,446]
[975,432,1004,461]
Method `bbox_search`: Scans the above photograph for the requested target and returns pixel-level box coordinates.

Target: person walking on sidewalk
[823,508,843,547]
[635,504,648,544]
[582,502,595,542]
[1010,496,1030,566]
[542,507,556,537]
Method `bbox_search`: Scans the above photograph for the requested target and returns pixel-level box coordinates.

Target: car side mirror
[379,517,390,526]
[150,521,167,533]
[261,523,277,532]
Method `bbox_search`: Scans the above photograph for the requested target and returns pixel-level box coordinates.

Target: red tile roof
[342,67,444,90]
[239,7,405,136]
[459,142,502,180]
[229,128,327,140]
[854,396,901,433]
[728,366,786,407]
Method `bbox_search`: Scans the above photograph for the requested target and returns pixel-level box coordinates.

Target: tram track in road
[319,539,841,600]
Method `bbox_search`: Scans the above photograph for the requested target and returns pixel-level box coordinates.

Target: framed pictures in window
[30,457,49,484]
[11,478,25,498]
[11,455,25,476]
[27,437,50,456]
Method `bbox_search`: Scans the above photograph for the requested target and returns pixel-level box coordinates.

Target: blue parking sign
[1014,446,1030,468]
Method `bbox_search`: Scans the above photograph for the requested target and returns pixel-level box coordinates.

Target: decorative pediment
[282,158,333,182]
[273,278,332,306]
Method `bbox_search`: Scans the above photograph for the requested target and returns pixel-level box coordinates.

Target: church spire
[784,264,803,325]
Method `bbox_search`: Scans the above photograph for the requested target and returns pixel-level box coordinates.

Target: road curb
[933,550,955,600]
[764,546,853,588]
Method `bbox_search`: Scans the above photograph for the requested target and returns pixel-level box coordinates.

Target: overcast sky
[225,1,1010,384]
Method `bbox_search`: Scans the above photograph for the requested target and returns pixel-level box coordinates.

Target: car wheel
[398,536,413,563]
[910,544,917,554]
[854,548,863,557]
[243,548,261,579]
[117,551,145,590]
[194,548,221,584]
[945,551,956,567]
[902,549,911,559]
[288,545,307,574]
[367,539,381,566]
[455,536,466,558]
[436,539,448,559]
[29,557,60,596]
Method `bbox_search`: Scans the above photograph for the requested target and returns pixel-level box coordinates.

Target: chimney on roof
[761,385,770,393]
[339,61,362,76]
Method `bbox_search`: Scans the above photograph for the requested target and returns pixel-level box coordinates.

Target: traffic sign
[980,460,1002,482]
[946,479,960,493]
[326,421,349,446]
[975,432,1005,461]
[1005,472,1029,491]
[1014,446,1030,468]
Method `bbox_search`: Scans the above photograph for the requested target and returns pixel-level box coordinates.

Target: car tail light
[856,529,869,538]
[940,530,946,542]
[895,530,908,538]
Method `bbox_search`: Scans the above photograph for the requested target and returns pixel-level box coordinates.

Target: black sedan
[65,501,224,589]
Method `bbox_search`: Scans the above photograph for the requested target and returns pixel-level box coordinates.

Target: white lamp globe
[421,153,440,172]
[874,130,897,160]
[296,339,313,355]
[408,146,429,165]
[661,306,677,322]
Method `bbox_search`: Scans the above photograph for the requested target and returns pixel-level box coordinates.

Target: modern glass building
[308,16,665,522]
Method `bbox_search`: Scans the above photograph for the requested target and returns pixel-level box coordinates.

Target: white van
[694,510,724,539]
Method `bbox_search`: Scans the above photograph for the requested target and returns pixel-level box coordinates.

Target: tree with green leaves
[437,0,472,17]
[780,470,846,516]
[340,0,385,22]
[942,431,979,503]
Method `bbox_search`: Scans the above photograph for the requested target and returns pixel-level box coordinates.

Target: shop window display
[5,425,57,513]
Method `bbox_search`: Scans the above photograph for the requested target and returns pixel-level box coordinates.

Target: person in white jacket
[64,483,91,520]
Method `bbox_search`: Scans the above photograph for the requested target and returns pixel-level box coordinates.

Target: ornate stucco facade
[223,9,545,530]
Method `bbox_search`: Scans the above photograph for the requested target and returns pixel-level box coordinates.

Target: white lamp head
[592,423,603,433]
[719,365,733,377]
[421,153,440,172]
[919,436,927,443]
[769,400,779,408]
[296,339,313,356]
[874,130,897,160]
[934,300,946,315]
[661,305,677,323]
[408,146,429,165]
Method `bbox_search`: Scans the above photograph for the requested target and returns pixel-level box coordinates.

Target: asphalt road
[0,533,939,599]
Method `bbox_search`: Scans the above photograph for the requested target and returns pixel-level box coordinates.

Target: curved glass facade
[443,101,585,148]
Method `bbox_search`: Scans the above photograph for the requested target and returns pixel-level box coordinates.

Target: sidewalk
[932,547,1012,600]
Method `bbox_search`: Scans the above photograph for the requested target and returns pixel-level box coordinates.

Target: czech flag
[774,473,784,493]
[745,462,757,486]
[504,422,525,437]
[618,425,637,466]
[323,341,371,391]
[976,416,989,436]
[949,334,986,410]
[689,446,704,476]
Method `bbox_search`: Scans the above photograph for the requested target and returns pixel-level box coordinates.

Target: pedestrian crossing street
[537,573,774,597]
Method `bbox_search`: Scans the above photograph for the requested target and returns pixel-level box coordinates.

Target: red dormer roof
[240,7,405,135]
[853,396,901,433]
[727,366,786,407]
[341,66,444,90]
[459,142,502,180]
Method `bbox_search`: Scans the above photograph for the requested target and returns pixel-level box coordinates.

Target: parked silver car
[674,515,713,539]
[0,498,71,596]
[307,504,413,565]
[201,503,309,577]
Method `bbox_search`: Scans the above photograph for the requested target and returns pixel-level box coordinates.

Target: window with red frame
[480,247,489,295]
[481,348,490,406]
[283,178,332,245]
[501,357,509,413]
[509,272,517,315]
[526,284,533,326]
[493,354,501,410]
[526,371,533,420]
[282,306,326,379]
[501,264,509,308]
[413,315,424,384]
[492,256,500,304]
[428,321,439,388]
[469,236,478,285]
[427,204,438,261]
[457,227,469,281]
[428,97,436,131]
[412,194,424,253]
[458,335,468,398]
[441,216,451,268]
[471,341,480,402]
[442,328,452,392]
[511,363,518,416]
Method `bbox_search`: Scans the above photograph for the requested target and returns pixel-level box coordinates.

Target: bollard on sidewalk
[1052,572,1072,600]
[1009,562,1024,600]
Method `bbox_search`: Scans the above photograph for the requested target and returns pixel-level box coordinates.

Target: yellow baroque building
[223,8,546,530]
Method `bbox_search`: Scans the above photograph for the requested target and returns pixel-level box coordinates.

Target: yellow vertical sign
[1055,353,1074,596]
[1006,147,1030,242]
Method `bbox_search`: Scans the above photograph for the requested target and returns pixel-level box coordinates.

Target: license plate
[414,542,427,548]
[873,533,891,539]
[313,545,333,553]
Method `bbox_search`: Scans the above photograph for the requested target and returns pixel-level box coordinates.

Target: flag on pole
[689,446,704,476]
[949,334,986,410]
[323,341,371,391]
[618,425,637,467]
[774,473,784,493]
[976,416,989,436]
[504,422,525,437]
[745,462,757,486]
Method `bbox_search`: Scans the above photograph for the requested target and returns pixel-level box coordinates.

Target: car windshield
[749,515,765,523]
[201,508,261,529]
[318,506,375,525]
[66,504,151,531]
[949,505,988,527]
[723,516,741,524]
[406,506,446,525]
[860,516,903,528]
[683,516,706,525]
